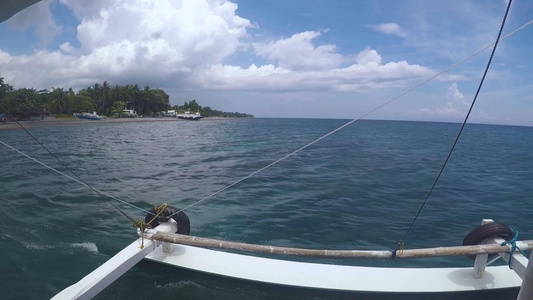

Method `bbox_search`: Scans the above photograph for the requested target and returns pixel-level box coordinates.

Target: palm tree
[48,87,67,114]
[101,81,110,115]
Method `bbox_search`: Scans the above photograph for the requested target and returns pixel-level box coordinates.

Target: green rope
[135,203,169,249]
[501,228,528,269]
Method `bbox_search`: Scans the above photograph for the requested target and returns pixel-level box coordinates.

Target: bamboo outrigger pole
[150,231,533,260]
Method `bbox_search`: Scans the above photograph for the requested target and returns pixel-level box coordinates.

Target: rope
[501,228,529,269]
[134,203,169,248]
[169,16,532,218]
[2,15,531,228]
[146,203,169,226]
[0,105,165,242]
[393,0,513,256]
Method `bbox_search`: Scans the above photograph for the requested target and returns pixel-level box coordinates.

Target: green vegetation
[171,99,254,118]
[0,76,253,119]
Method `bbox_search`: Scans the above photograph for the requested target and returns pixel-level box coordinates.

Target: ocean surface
[1,118,532,299]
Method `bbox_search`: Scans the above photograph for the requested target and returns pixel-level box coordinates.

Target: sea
[0,118,532,300]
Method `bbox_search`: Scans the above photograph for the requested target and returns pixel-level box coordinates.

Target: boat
[122,109,138,118]
[177,111,203,120]
[73,112,104,120]
[50,214,532,300]
[162,110,177,117]
[2,1,532,299]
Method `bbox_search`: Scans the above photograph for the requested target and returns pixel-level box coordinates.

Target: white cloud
[365,23,407,38]
[355,48,382,66]
[6,0,61,45]
[1,0,253,89]
[198,47,434,92]
[59,0,112,20]
[447,82,469,105]
[418,82,470,119]
[0,0,435,97]
[59,42,75,54]
[68,0,252,65]
[254,31,345,71]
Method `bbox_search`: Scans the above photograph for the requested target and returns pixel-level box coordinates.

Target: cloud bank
[0,0,436,95]
[418,82,470,119]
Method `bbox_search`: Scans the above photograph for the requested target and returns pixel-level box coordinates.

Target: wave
[69,242,99,254]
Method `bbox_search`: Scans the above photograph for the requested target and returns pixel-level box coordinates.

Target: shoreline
[0,117,241,130]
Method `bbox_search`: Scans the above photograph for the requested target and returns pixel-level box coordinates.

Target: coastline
[0,117,239,130]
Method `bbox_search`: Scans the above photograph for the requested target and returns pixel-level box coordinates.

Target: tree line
[171,99,254,118]
[0,76,253,119]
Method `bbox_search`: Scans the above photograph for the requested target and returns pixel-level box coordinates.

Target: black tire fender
[462,223,513,259]
[145,206,190,235]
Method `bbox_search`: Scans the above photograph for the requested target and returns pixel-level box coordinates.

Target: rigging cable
[0,104,152,216]
[394,0,513,254]
[1,16,530,221]
[169,14,530,217]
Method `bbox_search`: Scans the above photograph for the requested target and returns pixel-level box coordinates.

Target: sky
[0,0,531,125]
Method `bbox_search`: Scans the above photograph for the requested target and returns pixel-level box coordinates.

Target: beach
[0,116,236,130]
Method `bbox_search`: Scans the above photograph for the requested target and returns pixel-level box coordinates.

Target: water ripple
[1,119,533,298]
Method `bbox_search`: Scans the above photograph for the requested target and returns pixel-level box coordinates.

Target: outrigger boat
[51,211,533,300]
[177,111,203,121]
[73,112,105,121]
[2,1,532,300]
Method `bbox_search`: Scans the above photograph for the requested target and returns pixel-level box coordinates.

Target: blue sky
[0,0,531,125]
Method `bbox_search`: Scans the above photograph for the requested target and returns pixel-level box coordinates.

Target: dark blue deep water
[1,118,532,299]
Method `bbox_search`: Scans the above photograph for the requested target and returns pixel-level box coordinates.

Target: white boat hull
[52,222,527,299]
[145,243,522,294]
[52,223,177,300]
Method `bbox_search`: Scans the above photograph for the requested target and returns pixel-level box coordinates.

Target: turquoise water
[1,119,532,299]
